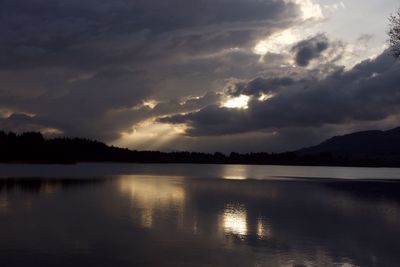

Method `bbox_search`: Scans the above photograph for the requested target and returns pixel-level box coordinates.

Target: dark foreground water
[1,164,400,267]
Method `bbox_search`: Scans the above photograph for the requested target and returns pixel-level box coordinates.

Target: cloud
[226,77,295,97]
[0,0,299,69]
[291,33,329,66]
[0,0,396,153]
[161,52,400,137]
[0,0,304,143]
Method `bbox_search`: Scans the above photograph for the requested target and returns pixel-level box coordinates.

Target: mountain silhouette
[298,127,400,157]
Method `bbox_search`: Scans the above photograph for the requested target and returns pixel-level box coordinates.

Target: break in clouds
[0,0,399,152]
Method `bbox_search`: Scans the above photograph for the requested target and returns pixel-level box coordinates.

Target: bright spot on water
[221,204,248,236]
[222,165,250,180]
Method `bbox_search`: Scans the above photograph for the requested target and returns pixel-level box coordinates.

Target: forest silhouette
[2,128,400,167]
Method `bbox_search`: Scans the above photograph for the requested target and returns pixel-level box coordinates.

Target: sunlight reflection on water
[257,217,271,240]
[221,204,248,236]
[119,175,186,229]
[222,165,250,180]
[1,164,400,266]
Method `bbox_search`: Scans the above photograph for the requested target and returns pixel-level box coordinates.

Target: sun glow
[222,95,250,109]
[258,93,275,101]
[286,0,323,20]
[143,100,158,109]
[254,0,323,57]
[112,120,186,150]
[254,29,298,55]
[0,109,13,118]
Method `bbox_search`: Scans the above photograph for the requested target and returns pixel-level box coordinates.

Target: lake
[0,163,400,266]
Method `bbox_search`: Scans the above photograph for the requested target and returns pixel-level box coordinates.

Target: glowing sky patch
[0,109,13,119]
[258,93,275,101]
[254,29,298,55]
[41,128,64,135]
[289,0,324,20]
[143,100,158,109]
[113,120,186,150]
[222,95,250,109]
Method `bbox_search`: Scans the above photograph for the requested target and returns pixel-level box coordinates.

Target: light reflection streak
[257,217,272,240]
[222,165,250,180]
[119,175,185,229]
[140,208,153,229]
[221,204,248,237]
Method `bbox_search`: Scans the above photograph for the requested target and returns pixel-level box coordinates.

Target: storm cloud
[0,0,298,69]
[0,0,302,140]
[0,0,398,152]
[161,53,400,136]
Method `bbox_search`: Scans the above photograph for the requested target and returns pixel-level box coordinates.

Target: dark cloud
[161,52,400,137]
[291,34,329,66]
[0,0,297,69]
[1,0,397,153]
[0,113,55,134]
[0,0,301,143]
[226,77,295,97]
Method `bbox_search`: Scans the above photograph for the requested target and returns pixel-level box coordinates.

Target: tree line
[1,131,400,167]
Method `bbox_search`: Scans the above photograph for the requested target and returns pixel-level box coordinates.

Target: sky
[0,0,399,153]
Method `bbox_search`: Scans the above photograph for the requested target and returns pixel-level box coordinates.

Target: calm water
[1,164,400,267]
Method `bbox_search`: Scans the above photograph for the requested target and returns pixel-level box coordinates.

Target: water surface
[0,164,400,266]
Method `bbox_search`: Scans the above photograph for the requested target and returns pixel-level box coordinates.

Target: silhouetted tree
[389,8,400,58]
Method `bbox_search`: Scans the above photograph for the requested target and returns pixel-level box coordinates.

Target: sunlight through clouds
[221,95,250,109]
[142,100,158,109]
[0,0,398,153]
[258,93,275,101]
[253,0,324,58]
[254,29,299,55]
[113,120,187,150]
[286,0,324,20]
[323,1,346,13]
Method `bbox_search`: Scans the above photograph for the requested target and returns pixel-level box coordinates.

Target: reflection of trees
[0,178,106,194]
[0,178,107,214]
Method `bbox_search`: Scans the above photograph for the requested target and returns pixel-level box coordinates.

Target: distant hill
[298,127,400,158]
